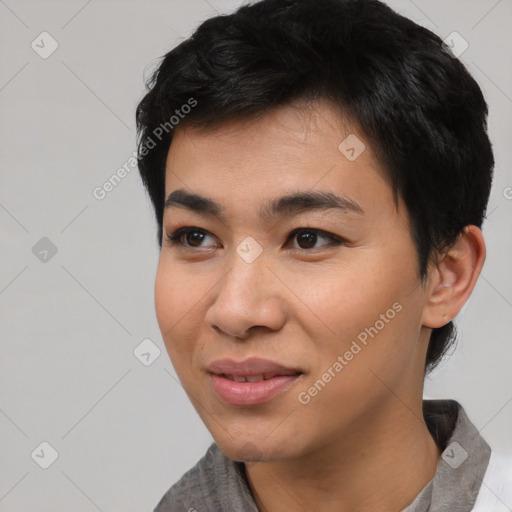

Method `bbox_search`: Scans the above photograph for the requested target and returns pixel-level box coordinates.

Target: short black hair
[135,0,494,373]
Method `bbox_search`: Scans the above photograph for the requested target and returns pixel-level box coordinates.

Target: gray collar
[233,400,491,511]
[402,399,491,511]
[154,400,491,511]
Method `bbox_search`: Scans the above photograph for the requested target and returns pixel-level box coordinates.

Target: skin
[154,99,486,511]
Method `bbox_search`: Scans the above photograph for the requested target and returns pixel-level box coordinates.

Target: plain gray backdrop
[1,0,511,510]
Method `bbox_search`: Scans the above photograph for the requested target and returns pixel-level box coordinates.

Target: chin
[213,428,301,463]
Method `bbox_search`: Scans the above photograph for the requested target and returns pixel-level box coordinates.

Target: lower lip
[210,373,301,407]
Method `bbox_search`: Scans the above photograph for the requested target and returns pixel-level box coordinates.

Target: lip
[207,357,303,407]
[207,357,301,377]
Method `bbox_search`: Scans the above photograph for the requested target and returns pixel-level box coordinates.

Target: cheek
[154,256,207,326]
[154,261,178,334]
[292,250,423,367]
[290,260,401,334]
[154,259,205,362]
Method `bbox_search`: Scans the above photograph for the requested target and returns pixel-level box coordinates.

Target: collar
[402,399,491,511]
[182,399,490,511]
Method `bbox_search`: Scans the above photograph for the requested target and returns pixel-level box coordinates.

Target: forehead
[167,99,364,169]
[163,100,397,222]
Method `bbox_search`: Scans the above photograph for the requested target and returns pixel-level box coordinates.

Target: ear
[422,225,486,329]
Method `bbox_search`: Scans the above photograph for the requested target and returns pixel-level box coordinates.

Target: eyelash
[165,226,345,251]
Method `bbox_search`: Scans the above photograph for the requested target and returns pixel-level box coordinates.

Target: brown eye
[185,230,206,247]
[296,231,317,249]
[166,227,217,248]
[287,228,342,250]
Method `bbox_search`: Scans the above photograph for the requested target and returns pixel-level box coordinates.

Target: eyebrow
[164,188,364,222]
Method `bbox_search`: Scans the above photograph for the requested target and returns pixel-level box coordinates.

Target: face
[155,100,432,463]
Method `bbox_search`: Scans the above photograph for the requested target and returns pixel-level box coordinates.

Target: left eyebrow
[164,188,364,222]
[259,189,364,221]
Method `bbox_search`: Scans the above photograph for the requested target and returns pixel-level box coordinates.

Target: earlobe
[422,225,486,329]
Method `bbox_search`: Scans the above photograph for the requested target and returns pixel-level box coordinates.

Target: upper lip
[207,357,302,378]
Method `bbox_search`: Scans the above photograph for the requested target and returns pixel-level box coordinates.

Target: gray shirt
[154,400,491,511]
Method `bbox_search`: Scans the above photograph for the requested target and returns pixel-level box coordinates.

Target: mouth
[219,371,300,382]
[207,358,303,407]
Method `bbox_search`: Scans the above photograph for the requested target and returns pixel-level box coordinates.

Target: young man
[136,0,510,510]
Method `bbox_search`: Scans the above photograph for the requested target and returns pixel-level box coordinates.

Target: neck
[244,398,441,512]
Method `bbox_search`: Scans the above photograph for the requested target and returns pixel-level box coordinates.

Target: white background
[1,0,511,510]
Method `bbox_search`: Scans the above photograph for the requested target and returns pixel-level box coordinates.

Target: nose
[204,250,287,340]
